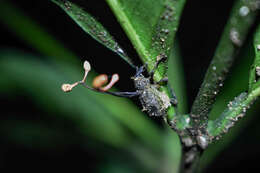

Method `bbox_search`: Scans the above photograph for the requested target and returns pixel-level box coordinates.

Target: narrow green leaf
[249,24,260,91]
[191,0,258,125]
[106,0,186,81]
[207,92,248,138]
[51,0,135,68]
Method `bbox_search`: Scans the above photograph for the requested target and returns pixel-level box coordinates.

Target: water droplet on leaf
[230,28,242,46]
[257,44,260,51]
[239,6,250,17]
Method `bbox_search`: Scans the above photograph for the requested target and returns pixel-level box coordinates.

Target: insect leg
[135,63,147,77]
[106,91,140,98]
[149,54,167,79]
[168,84,178,106]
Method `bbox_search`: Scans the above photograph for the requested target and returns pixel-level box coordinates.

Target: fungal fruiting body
[61,60,119,93]
[99,74,119,91]
[92,74,108,89]
[92,74,119,91]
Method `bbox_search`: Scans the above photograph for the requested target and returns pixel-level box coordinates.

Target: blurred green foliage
[0,0,259,173]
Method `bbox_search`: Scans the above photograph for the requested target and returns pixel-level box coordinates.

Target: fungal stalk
[61,60,120,93]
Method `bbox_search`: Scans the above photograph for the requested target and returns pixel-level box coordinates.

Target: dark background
[1,0,260,172]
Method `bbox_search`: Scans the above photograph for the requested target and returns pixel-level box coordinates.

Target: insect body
[133,68,171,117]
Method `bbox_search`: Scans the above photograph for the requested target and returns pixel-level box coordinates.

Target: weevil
[62,58,178,117]
[130,64,177,116]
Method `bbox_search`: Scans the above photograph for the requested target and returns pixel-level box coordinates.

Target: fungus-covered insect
[62,58,177,117]
[131,63,177,116]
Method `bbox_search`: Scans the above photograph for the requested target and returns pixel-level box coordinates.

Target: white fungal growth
[239,6,250,17]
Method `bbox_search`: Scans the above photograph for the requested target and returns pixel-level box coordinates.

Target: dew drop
[116,47,124,54]
[160,38,165,42]
[239,6,250,17]
[162,28,169,34]
[242,107,247,113]
[225,121,234,130]
[257,44,260,51]
[256,66,260,76]
[185,117,191,124]
[230,28,242,46]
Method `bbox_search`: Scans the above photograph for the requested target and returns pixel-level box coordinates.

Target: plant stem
[179,145,201,173]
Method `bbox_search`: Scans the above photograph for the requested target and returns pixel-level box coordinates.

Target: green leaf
[249,24,260,92]
[106,0,186,81]
[51,0,135,68]
[191,0,258,125]
[207,92,248,138]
